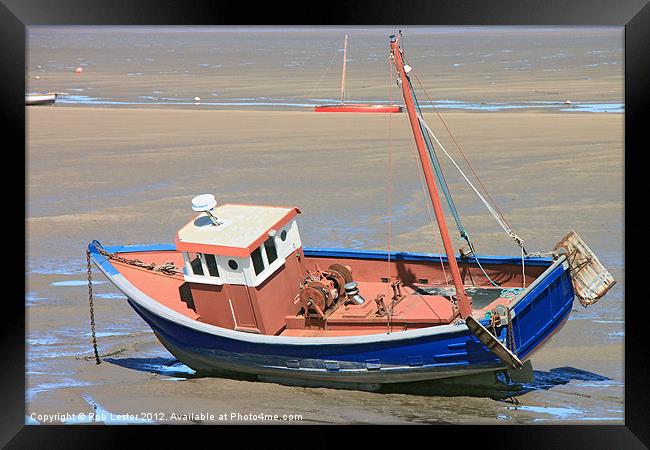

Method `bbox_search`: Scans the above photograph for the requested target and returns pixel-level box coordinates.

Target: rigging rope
[401,67,509,288]
[403,56,532,282]
[395,36,535,291]
[389,55,451,290]
[406,112,451,289]
[415,112,526,253]
[409,77,468,242]
[405,57,515,232]
[399,51,529,286]
[304,48,340,100]
[408,71,506,286]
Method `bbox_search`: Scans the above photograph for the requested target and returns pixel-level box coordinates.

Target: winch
[298,263,362,319]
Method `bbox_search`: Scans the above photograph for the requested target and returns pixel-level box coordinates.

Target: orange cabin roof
[175,203,300,257]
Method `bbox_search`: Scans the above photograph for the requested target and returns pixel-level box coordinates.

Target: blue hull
[90,243,575,385]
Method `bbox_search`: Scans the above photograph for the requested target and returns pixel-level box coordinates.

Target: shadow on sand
[104,356,255,382]
[105,356,611,399]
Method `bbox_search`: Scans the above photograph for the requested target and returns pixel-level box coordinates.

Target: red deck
[286,281,457,331]
[314,104,403,113]
[108,249,535,338]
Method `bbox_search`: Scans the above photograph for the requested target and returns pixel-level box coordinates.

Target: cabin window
[204,254,220,277]
[264,237,278,264]
[189,253,204,276]
[280,229,287,241]
[251,247,265,275]
[228,259,239,270]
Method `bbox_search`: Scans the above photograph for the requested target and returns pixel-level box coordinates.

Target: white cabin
[175,204,302,287]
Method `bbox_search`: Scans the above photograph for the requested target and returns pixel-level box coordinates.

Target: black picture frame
[6,0,647,447]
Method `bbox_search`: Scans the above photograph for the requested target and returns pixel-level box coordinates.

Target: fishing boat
[87,34,615,390]
[313,35,403,113]
[25,92,58,105]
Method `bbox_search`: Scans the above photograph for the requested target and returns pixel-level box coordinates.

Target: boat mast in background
[340,35,348,105]
[314,35,403,113]
[389,33,473,318]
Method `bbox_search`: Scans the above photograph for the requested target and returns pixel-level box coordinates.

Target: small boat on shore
[87,33,614,391]
[314,35,402,113]
[25,92,58,105]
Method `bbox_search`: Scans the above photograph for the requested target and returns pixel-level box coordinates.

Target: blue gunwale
[95,242,554,267]
[303,246,553,266]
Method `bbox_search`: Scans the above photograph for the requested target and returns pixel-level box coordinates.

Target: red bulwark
[108,247,543,337]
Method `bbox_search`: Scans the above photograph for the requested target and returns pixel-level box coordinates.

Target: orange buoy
[75,67,83,74]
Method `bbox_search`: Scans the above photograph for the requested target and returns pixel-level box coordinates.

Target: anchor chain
[86,250,101,365]
[83,241,182,364]
[92,241,182,276]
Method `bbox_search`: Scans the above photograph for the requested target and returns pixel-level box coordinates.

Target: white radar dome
[192,194,217,212]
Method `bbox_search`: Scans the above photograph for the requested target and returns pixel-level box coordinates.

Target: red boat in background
[314,104,402,113]
[314,35,403,113]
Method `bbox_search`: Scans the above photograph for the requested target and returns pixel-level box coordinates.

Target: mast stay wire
[393,80,452,289]
[404,54,520,242]
[411,134,453,289]
[393,50,467,248]
[400,54,527,255]
[394,37,522,286]
[387,48,452,293]
[403,70,502,287]
[414,112,502,288]
[416,112,525,252]
[409,77,467,242]
[303,46,341,100]
[386,57,394,332]
[414,108,528,288]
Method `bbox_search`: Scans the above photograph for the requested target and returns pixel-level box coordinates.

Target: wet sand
[26,106,623,424]
[27,26,623,107]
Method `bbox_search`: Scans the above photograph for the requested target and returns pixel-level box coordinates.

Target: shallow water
[27,26,623,107]
[53,94,623,113]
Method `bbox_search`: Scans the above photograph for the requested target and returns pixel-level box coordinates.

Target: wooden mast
[389,34,473,318]
[340,35,348,105]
